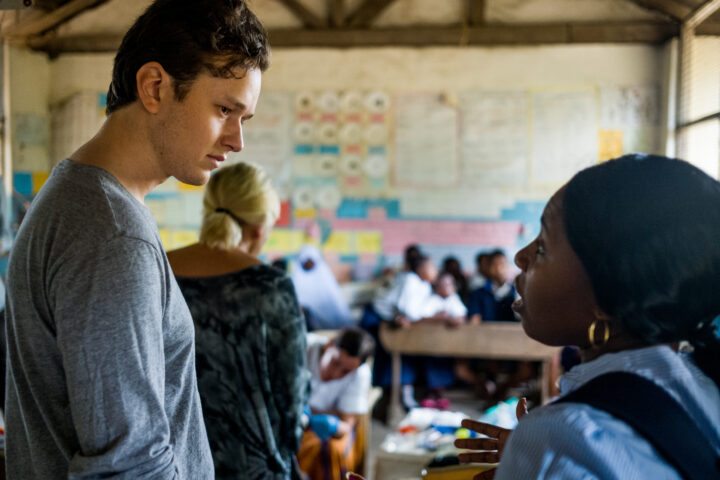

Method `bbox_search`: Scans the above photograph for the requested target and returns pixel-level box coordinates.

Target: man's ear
[136,62,172,114]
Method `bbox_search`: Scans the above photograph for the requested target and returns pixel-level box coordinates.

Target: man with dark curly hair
[5,1,269,478]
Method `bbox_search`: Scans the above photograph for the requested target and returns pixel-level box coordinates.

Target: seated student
[291,244,354,330]
[298,328,375,480]
[469,251,490,290]
[422,271,468,324]
[467,249,517,323]
[370,255,466,412]
[456,155,720,479]
[441,255,471,305]
[417,272,468,408]
[466,250,535,402]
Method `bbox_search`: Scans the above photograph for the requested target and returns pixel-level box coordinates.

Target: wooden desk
[379,322,559,426]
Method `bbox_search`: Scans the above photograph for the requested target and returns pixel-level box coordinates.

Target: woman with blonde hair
[168,161,309,480]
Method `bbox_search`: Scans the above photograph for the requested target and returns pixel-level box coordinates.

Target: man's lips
[207,154,225,162]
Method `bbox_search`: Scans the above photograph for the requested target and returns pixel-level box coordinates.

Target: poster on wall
[531,88,598,185]
[459,91,528,187]
[394,93,459,188]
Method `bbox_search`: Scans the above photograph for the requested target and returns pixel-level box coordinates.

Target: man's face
[151,67,262,186]
[319,344,362,382]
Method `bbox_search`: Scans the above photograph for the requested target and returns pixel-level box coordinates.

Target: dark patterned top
[176,264,310,480]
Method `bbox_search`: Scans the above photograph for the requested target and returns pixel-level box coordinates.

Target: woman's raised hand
[453,397,528,480]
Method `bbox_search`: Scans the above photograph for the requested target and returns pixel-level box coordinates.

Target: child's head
[487,250,509,286]
[514,154,720,385]
[442,256,462,277]
[475,252,490,277]
[409,255,438,284]
[435,272,457,299]
[404,244,422,269]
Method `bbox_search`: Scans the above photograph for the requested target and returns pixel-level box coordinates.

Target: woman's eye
[219,106,231,115]
[536,240,546,257]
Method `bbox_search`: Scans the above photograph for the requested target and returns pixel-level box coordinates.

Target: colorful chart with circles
[292,90,392,209]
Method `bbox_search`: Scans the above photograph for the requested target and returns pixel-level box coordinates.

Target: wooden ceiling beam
[2,0,109,38]
[685,0,720,28]
[468,0,485,26]
[26,22,679,54]
[628,0,693,20]
[276,0,325,29]
[346,0,396,28]
[328,0,345,27]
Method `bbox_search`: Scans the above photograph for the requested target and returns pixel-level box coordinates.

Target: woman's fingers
[517,397,528,420]
[458,451,500,464]
[461,419,508,438]
[454,437,498,450]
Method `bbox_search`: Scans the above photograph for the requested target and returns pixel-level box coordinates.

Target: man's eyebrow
[540,213,549,233]
[224,97,248,110]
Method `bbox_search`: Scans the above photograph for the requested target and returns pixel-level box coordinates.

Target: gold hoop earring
[588,319,610,348]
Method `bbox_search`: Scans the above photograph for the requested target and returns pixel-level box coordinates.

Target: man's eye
[219,106,231,115]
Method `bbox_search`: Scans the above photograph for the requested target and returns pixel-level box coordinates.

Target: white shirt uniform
[422,293,468,318]
[373,271,433,322]
[306,333,371,415]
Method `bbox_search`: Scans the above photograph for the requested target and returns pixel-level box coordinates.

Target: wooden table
[379,322,559,426]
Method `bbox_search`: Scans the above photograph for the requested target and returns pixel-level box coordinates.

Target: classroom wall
[10,44,669,279]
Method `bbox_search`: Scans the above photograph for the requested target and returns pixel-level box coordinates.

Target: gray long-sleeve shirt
[5,159,213,479]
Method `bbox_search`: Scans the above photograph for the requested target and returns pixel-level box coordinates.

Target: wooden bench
[379,322,559,426]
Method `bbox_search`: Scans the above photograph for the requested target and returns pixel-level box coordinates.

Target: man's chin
[177,172,210,187]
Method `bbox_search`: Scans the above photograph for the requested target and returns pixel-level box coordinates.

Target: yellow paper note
[598,130,623,162]
[294,208,317,219]
[323,232,352,254]
[158,229,172,250]
[356,231,382,254]
[265,230,291,252]
[32,171,50,195]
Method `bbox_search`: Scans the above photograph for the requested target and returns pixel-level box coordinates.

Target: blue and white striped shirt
[496,345,720,479]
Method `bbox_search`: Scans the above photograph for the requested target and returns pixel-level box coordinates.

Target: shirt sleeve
[51,237,178,479]
[448,295,468,317]
[496,404,680,480]
[265,276,311,453]
[337,364,371,415]
[397,275,430,321]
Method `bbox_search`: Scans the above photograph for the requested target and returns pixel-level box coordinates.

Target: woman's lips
[512,297,524,313]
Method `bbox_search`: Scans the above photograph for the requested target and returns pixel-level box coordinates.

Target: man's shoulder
[36,160,158,244]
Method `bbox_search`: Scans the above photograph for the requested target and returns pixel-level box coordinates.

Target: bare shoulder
[168,244,261,277]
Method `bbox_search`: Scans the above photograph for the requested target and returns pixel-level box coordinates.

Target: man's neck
[69,106,167,204]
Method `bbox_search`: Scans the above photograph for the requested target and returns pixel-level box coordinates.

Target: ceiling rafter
[468,0,485,26]
[25,22,679,54]
[276,0,325,29]
[628,0,694,21]
[345,0,396,28]
[684,0,720,28]
[2,0,109,38]
[328,0,345,27]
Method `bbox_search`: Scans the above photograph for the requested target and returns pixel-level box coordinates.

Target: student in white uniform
[373,254,437,326]
[298,328,374,480]
[422,272,468,322]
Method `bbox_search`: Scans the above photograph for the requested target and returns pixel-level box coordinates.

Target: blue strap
[555,371,720,480]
